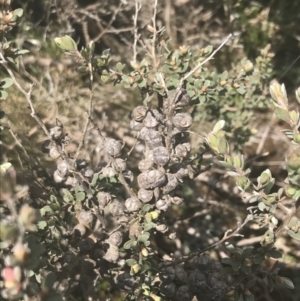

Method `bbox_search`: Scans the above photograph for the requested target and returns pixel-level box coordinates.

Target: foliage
[1,1,300,301]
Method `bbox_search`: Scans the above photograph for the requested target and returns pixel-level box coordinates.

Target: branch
[1,58,51,140]
[74,42,94,161]
[160,214,253,269]
[180,33,232,85]
[132,0,142,64]
[151,0,158,69]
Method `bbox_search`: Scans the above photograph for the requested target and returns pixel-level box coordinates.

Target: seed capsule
[188,269,207,293]
[57,160,69,177]
[143,111,159,128]
[156,198,169,211]
[160,282,177,297]
[103,244,119,263]
[138,159,154,172]
[110,200,125,217]
[130,119,143,131]
[107,231,123,246]
[50,126,63,140]
[49,146,61,159]
[53,170,64,183]
[156,224,168,233]
[125,197,142,212]
[171,163,189,179]
[174,265,188,284]
[159,266,175,283]
[104,138,122,157]
[114,158,127,172]
[138,188,153,203]
[175,89,190,107]
[162,173,179,194]
[97,191,112,208]
[102,167,117,177]
[78,210,94,225]
[172,113,193,131]
[152,146,170,166]
[73,223,86,236]
[140,128,163,149]
[137,170,166,189]
[176,285,193,301]
[131,105,148,121]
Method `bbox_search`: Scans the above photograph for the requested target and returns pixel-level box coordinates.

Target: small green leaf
[101,74,111,83]
[123,240,136,249]
[142,204,152,213]
[218,137,229,154]
[40,206,53,216]
[0,90,8,100]
[221,71,228,80]
[280,277,294,289]
[287,229,300,241]
[138,233,150,243]
[14,8,24,17]
[42,272,57,290]
[1,78,13,89]
[231,258,241,271]
[218,161,233,168]
[275,107,290,123]
[54,36,77,52]
[137,78,147,88]
[76,191,85,202]
[236,87,247,95]
[15,49,30,55]
[62,188,74,203]
[144,222,156,232]
[213,120,225,134]
[240,265,251,274]
[126,259,137,266]
[116,62,124,72]
[0,162,12,172]
[266,248,282,259]
[245,278,256,289]
[253,254,263,264]
[245,293,254,301]
[38,220,47,229]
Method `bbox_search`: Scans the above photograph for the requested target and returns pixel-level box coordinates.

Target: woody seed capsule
[138,159,154,171]
[138,188,153,203]
[130,119,143,131]
[107,231,123,246]
[125,197,142,212]
[152,146,170,166]
[104,138,122,157]
[137,169,166,189]
[172,113,193,131]
[143,111,160,128]
[140,128,163,149]
[131,105,148,121]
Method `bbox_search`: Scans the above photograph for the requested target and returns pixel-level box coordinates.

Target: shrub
[1,2,299,301]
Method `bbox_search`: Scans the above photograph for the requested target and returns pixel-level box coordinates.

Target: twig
[160,214,253,269]
[132,0,142,64]
[1,54,51,140]
[151,0,158,69]
[8,126,30,158]
[180,33,232,85]
[74,42,94,161]
[92,1,123,42]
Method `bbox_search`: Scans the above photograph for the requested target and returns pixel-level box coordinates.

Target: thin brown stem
[132,0,142,64]
[151,0,158,69]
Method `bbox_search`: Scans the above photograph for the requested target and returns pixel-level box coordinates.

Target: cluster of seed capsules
[129,90,194,213]
[159,254,228,301]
